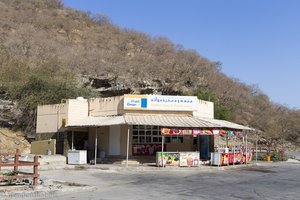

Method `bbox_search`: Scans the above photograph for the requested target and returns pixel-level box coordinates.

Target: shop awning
[66,114,253,131]
[197,117,254,131]
[123,114,221,128]
[67,116,126,127]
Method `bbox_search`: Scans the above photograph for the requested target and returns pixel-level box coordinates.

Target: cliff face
[0,86,14,128]
[0,0,299,146]
[0,128,30,155]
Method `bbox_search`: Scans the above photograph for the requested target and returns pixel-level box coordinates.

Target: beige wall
[89,96,124,117]
[36,98,88,134]
[88,95,212,117]
[36,95,215,159]
[88,126,109,153]
[31,139,56,155]
[193,99,214,119]
[120,124,131,157]
[36,96,214,134]
[36,104,67,133]
[67,99,88,125]
[87,125,131,158]
[35,132,56,141]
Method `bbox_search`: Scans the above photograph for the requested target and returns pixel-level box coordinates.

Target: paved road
[39,162,300,200]
[286,151,300,160]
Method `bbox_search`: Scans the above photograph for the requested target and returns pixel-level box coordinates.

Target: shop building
[36,94,252,164]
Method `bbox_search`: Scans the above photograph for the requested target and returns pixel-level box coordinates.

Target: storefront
[36,94,253,166]
[157,128,253,167]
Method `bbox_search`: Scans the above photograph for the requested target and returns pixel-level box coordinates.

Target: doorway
[198,135,214,161]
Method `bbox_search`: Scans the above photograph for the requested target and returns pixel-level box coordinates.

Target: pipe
[94,127,98,165]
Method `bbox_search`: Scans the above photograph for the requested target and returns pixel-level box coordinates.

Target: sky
[63,0,300,109]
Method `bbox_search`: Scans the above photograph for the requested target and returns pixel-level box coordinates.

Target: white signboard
[179,152,200,167]
[124,95,198,111]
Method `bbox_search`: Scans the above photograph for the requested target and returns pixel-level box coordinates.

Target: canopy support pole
[233,135,235,166]
[162,136,165,168]
[255,131,258,163]
[227,134,229,167]
[94,127,98,165]
[245,132,248,165]
[218,134,220,167]
[126,127,130,168]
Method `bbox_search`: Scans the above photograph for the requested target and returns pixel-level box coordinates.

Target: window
[132,125,162,144]
[132,125,183,144]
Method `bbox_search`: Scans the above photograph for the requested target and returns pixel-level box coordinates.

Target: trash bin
[266,155,271,161]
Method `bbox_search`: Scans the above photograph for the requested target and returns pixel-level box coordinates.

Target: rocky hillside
[0,128,30,155]
[0,0,299,148]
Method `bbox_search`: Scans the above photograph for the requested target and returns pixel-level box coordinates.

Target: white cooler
[68,150,87,164]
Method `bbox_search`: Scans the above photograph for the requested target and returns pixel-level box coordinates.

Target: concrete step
[120,160,140,165]
[96,158,141,165]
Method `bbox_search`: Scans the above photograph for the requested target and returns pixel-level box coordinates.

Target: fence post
[14,149,19,173]
[33,155,39,186]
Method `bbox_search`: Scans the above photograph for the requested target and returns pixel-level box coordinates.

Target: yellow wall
[31,139,56,155]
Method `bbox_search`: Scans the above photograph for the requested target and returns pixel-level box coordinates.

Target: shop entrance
[198,135,214,161]
[55,132,64,154]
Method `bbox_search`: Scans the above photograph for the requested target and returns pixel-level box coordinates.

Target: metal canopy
[67,116,126,127]
[197,117,253,131]
[124,114,221,128]
[66,114,253,131]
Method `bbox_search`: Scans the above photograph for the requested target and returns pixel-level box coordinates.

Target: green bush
[2,60,97,132]
[270,151,288,162]
[2,171,17,185]
[3,171,17,176]
[192,89,232,120]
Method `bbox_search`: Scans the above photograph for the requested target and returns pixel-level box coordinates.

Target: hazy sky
[63,0,300,109]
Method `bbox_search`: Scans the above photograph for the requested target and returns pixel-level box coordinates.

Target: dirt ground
[0,128,30,156]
